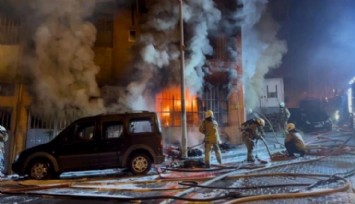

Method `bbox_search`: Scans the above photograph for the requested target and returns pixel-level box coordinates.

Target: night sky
[268,0,355,106]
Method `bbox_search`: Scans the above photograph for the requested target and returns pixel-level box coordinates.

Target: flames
[156,86,198,127]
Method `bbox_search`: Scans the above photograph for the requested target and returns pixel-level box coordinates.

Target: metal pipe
[178,0,188,159]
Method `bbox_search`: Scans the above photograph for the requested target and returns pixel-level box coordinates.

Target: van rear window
[129,119,153,133]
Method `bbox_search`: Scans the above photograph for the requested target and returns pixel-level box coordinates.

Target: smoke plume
[2,0,287,121]
[240,0,287,109]
[119,0,288,112]
[13,0,105,119]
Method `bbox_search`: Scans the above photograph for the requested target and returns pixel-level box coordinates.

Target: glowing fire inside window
[155,86,198,127]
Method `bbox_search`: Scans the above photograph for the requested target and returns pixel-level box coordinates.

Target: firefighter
[241,118,265,162]
[0,125,8,175]
[199,110,222,168]
[284,123,306,157]
[279,102,291,133]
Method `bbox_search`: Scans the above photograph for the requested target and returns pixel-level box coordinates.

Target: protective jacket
[285,129,305,152]
[240,119,264,162]
[241,119,264,139]
[280,107,291,123]
[199,117,220,144]
[199,117,222,167]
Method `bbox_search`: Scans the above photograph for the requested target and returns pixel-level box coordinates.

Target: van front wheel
[128,154,152,175]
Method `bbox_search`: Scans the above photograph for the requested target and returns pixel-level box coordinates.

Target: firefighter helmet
[205,110,214,118]
[287,123,296,131]
[280,102,285,107]
[256,118,265,127]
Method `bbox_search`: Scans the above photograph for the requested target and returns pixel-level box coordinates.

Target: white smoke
[114,0,222,113]
[183,0,221,94]
[12,0,105,119]
[104,0,287,144]
[240,0,288,109]
[4,0,287,122]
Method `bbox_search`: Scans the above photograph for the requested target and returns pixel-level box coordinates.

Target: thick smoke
[240,0,287,109]
[114,0,221,113]
[14,0,105,119]
[3,0,286,121]
[111,0,287,145]
[112,0,289,119]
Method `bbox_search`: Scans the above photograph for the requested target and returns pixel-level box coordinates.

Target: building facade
[0,0,245,174]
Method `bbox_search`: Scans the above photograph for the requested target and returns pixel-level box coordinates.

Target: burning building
[0,0,287,173]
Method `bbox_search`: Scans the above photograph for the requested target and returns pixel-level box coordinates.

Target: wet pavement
[1,128,355,204]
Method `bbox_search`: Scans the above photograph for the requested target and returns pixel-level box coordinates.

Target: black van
[289,108,332,133]
[12,111,165,179]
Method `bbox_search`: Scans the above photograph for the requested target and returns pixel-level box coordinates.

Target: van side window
[129,119,153,133]
[75,122,95,141]
[58,125,74,145]
[103,122,123,139]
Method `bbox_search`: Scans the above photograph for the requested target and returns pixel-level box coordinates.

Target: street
[1,128,355,204]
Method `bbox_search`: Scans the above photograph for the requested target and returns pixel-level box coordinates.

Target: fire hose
[4,156,347,204]
[252,110,284,146]
[258,136,273,158]
[188,142,204,149]
[255,136,284,162]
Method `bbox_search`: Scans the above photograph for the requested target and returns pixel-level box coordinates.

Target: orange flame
[156,86,198,127]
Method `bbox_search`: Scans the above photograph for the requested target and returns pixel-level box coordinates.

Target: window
[198,83,229,126]
[75,122,95,141]
[266,85,278,98]
[103,122,123,139]
[0,83,15,96]
[129,119,152,133]
[155,86,199,127]
[0,15,19,44]
[128,30,137,42]
[92,13,113,47]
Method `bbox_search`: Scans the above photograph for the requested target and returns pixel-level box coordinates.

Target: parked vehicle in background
[289,108,332,133]
[12,111,165,180]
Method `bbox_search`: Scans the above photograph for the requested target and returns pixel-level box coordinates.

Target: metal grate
[0,107,11,130]
[26,112,75,148]
[0,14,20,45]
[199,82,229,127]
[155,86,199,127]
